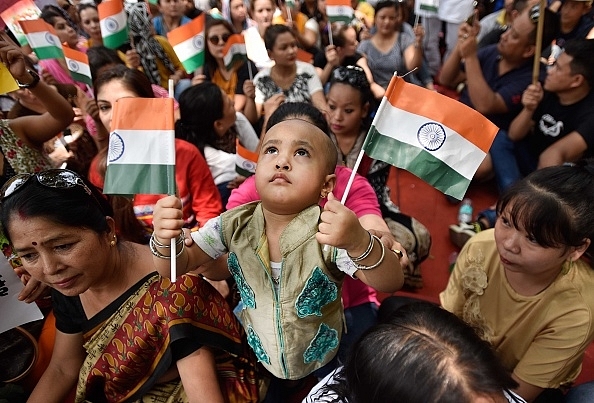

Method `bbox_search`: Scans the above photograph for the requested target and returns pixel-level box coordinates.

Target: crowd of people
[1,0,594,401]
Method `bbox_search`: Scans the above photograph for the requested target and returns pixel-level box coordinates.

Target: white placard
[0,258,43,334]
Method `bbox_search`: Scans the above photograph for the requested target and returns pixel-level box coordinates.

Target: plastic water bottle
[458,198,473,224]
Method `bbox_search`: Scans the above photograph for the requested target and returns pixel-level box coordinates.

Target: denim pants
[490,130,538,193]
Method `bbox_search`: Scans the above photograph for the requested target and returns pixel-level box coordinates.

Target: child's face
[255,120,336,214]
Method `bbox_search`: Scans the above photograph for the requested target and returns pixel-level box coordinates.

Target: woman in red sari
[1,169,259,402]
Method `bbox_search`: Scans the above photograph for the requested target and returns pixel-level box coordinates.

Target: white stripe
[223,43,247,67]
[65,57,91,77]
[173,33,204,62]
[100,11,127,35]
[26,32,62,49]
[373,104,486,180]
[107,129,175,165]
[326,5,353,17]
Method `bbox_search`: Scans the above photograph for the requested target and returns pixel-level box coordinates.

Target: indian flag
[236,139,258,177]
[98,0,128,50]
[167,14,205,74]
[363,76,498,200]
[18,19,63,60]
[326,0,353,24]
[63,47,92,86]
[223,34,247,70]
[104,98,176,196]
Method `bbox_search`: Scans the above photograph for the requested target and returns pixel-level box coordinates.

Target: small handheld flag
[104,98,176,196]
[359,76,499,200]
[235,139,258,177]
[223,34,248,71]
[63,47,92,86]
[98,0,129,49]
[18,19,63,60]
[168,14,206,74]
[326,0,354,24]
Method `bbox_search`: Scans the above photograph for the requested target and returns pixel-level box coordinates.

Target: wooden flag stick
[532,0,546,84]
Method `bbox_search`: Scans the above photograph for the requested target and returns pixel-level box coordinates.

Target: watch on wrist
[16,69,41,89]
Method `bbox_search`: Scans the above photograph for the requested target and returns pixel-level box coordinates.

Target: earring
[561,259,573,275]
[320,191,327,198]
[110,234,117,247]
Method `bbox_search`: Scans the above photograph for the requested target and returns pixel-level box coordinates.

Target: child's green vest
[221,202,345,380]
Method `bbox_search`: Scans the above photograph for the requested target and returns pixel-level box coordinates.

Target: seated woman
[356,0,424,91]
[0,168,259,402]
[222,0,254,33]
[272,0,320,53]
[193,18,258,124]
[442,160,594,402]
[253,24,327,120]
[89,66,222,232]
[177,82,259,207]
[314,24,383,99]
[243,0,275,69]
[39,5,90,94]
[126,2,191,99]
[325,65,431,288]
[305,301,524,403]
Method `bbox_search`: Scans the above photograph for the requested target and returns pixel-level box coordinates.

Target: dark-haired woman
[305,302,524,403]
[177,82,259,207]
[192,18,258,124]
[253,24,327,119]
[1,169,259,402]
[442,161,594,402]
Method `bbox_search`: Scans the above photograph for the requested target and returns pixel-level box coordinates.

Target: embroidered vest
[221,202,345,379]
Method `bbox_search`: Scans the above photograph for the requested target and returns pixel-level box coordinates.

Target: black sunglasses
[0,169,102,210]
[331,65,370,90]
[208,33,231,45]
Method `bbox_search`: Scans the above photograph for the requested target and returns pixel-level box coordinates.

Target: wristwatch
[16,69,40,89]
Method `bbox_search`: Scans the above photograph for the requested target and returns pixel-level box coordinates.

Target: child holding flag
[151,118,404,394]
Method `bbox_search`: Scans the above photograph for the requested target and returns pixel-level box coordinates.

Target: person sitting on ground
[449,38,594,248]
[153,0,192,36]
[442,160,594,403]
[1,168,259,402]
[545,0,594,63]
[152,116,404,395]
[476,0,530,48]
[439,4,558,183]
[304,301,525,403]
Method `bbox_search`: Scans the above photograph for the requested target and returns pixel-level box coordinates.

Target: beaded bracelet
[355,234,385,271]
[149,234,185,259]
[347,231,374,262]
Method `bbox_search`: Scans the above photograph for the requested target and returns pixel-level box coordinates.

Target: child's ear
[321,173,336,198]
[362,101,370,118]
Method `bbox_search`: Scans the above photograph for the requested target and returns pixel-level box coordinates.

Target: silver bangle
[347,231,374,262]
[355,235,385,271]
[150,233,184,248]
[149,234,185,259]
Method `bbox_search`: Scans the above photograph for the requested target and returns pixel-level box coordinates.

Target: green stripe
[225,53,247,70]
[328,15,353,24]
[103,28,129,50]
[70,71,92,86]
[366,126,471,199]
[104,164,176,196]
[181,52,204,74]
[419,4,438,12]
[33,46,64,60]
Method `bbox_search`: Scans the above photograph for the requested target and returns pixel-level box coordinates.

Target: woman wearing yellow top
[192,19,258,124]
[273,0,320,51]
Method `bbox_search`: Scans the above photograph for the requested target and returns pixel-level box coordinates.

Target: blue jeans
[174,78,192,100]
[565,381,594,403]
[490,130,538,193]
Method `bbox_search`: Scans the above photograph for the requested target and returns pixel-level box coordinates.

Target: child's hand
[317,192,368,251]
[153,195,184,242]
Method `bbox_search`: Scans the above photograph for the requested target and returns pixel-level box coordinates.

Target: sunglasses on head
[0,169,103,210]
[208,33,231,45]
[331,65,370,89]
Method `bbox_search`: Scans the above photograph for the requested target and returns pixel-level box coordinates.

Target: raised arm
[508,83,543,141]
[0,33,74,148]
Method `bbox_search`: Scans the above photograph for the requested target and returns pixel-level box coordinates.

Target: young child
[152,118,404,381]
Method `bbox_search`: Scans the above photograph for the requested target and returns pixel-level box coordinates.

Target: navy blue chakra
[417,122,446,151]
